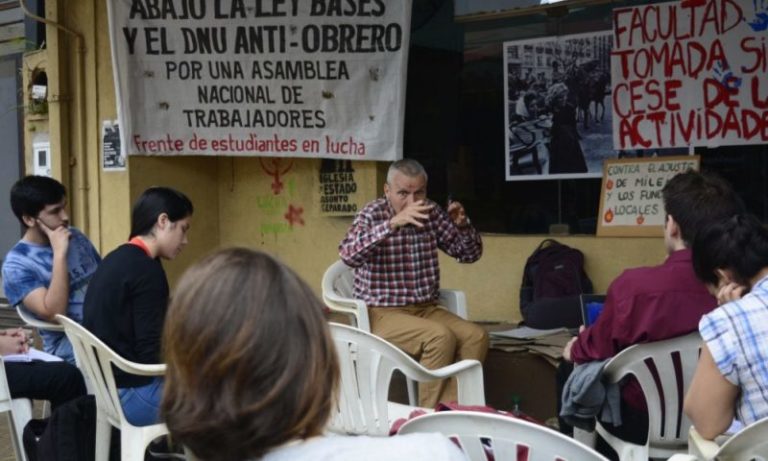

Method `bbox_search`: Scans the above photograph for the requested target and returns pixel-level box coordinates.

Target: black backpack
[519,239,594,329]
[23,395,96,461]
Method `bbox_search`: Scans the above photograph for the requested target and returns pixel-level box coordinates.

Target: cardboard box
[484,348,558,422]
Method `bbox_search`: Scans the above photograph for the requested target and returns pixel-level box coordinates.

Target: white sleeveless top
[260,433,467,461]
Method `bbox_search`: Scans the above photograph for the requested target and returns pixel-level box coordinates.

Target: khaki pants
[368,304,489,408]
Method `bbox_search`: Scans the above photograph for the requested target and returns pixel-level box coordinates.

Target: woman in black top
[83,187,193,426]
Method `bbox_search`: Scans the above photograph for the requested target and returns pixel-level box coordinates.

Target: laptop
[579,294,607,327]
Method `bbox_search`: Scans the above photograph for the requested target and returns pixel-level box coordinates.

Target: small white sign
[31,84,47,100]
[32,140,51,177]
[597,155,700,236]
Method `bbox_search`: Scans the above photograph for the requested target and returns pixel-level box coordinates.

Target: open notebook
[3,347,62,363]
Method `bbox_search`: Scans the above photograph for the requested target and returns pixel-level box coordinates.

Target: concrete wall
[25,0,669,324]
[0,56,23,258]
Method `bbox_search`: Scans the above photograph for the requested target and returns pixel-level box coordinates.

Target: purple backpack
[520,239,593,328]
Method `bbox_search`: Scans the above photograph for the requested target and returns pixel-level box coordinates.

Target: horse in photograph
[565,61,610,130]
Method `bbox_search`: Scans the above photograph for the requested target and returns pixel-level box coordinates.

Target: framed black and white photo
[504,31,615,181]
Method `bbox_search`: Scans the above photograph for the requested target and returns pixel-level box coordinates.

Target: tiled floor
[0,415,19,461]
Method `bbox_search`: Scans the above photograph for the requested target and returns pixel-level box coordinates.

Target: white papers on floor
[3,347,63,363]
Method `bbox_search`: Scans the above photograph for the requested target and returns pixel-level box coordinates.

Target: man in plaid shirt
[339,159,488,407]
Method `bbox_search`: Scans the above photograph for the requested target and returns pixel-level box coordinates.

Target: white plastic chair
[16,304,64,332]
[322,260,468,331]
[322,260,470,406]
[17,304,92,399]
[13,304,60,418]
[667,418,768,461]
[593,332,702,460]
[56,315,168,461]
[0,356,33,461]
[328,322,485,436]
[398,410,609,461]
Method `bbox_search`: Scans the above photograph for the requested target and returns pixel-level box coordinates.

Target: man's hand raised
[389,200,434,230]
[447,201,470,228]
[37,218,71,255]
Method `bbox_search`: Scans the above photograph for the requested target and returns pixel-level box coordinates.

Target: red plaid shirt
[339,198,482,306]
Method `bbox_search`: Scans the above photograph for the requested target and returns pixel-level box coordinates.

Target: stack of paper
[488,325,574,365]
[490,326,569,340]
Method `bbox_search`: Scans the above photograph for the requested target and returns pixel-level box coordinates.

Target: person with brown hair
[161,248,466,461]
[558,170,745,459]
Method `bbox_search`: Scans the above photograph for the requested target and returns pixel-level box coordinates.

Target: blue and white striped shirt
[700,275,768,425]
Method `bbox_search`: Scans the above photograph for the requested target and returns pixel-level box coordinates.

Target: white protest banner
[611,0,768,150]
[106,0,411,160]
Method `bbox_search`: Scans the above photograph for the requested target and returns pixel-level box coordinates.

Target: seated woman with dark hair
[83,186,193,426]
[161,248,465,461]
[686,214,768,439]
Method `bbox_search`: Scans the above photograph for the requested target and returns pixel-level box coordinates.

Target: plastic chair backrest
[57,315,130,427]
[321,260,468,331]
[711,417,768,459]
[0,356,33,461]
[329,323,484,436]
[327,260,355,299]
[16,304,64,332]
[672,419,768,461]
[0,356,14,411]
[323,261,471,408]
[398,411,609,461]
[322,260,371,331]
[598,332,702,459]
[57,315,170,461]
[56,315,164,427]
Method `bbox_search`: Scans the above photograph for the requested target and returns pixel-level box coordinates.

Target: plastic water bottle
[511,394,522,416]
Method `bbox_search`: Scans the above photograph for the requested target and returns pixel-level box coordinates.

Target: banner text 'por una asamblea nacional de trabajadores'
[107,0,411,160]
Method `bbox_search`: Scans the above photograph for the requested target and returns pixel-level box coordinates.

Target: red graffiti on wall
[284,204,305,227]
[259,158,294,195]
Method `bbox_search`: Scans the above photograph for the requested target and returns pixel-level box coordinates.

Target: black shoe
[146,436,186,460]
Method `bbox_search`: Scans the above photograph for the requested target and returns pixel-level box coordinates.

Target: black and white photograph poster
[102,120,125,171]
[504,31,614,181]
